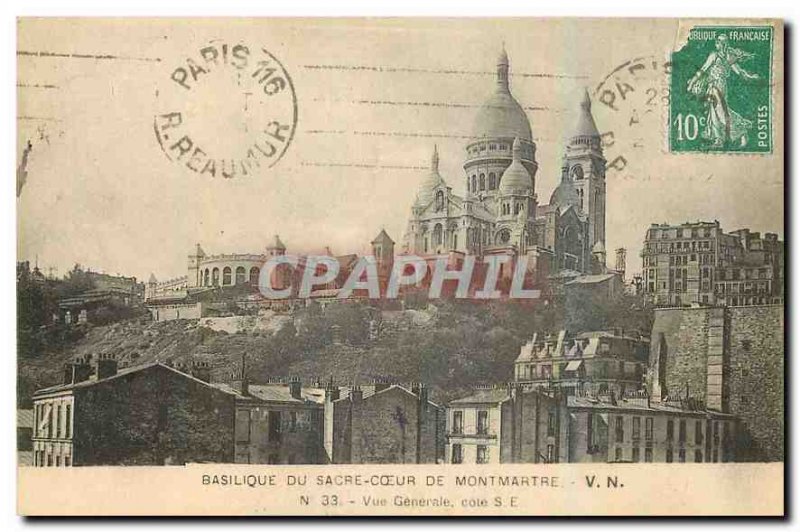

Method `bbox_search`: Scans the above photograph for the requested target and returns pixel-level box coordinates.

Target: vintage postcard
[16,18,784,516]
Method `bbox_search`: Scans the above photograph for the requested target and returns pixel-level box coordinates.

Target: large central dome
[470,49,532,141]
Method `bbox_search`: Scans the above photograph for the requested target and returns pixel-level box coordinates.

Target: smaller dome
[415,145,447,206]
[592,240,606,254]
[267,234,286,251]
[549,179,580,209]
[499,138,532,194]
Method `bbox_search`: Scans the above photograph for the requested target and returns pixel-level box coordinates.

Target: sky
[17,18,784,282]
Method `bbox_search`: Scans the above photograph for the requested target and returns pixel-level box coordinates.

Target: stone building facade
[513,329,649,397]
[56,271,145,325]
[31,358,236,466]
[445,386,569,465]
[225,379,326,465]
[649,304,784,461]
[568,393,736,463]
[145,239,285,302]
[403,48,609,278]
[641,221,784,307]
[145,231,395,310]
[324,383,443,464]
[444,386,735,464]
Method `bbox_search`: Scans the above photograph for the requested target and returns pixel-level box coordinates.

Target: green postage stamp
[670,26,773,154]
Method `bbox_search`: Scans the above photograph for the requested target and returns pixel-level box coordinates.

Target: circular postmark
[590,55,671,182]
[154,41,297,179]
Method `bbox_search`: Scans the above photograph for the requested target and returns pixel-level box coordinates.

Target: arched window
[479,174,486,191]
[433,224,443,246]
[249,267,260,285]
[489,172,496,189]
[212,268,220,286]
[203,269,210,286]
[222,267,232,286]
[453,234,458,250]
[235,266,246,285]
[435,190,445,211]
[471,175,477,192]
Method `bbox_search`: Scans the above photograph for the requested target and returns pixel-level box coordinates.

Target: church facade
[402,48,609,278]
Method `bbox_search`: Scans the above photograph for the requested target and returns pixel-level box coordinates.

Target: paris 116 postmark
[153,41,298,179]
[669,26,773,154]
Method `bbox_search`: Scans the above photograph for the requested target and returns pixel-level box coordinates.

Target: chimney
[615,248,627,279]
[416,383,429,407]
[414,383,430,464]
[63,363,74,385]
[506,381,522,400]
[373,377,390,393]
[323,377,338,463]
[96,353,118,380]
[325,378,340,402]
[349,385,363,402]
[289,377,302,399]
[191,361,211,382]
[63,356,93,385]
[239,353,250,396]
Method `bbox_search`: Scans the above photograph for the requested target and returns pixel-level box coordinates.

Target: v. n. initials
[585,475,621,488]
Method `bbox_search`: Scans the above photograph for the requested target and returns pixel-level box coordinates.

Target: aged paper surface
[17,18,784,516]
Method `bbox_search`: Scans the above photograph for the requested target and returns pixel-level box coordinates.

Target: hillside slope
[19,296,650,406]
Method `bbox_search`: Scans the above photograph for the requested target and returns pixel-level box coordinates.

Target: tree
[58,264,95,298]
[294,302,331,350]
[325,303,371,345]
[566,290,652,335]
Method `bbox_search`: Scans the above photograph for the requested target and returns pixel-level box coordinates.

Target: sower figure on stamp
[686,34,760,149]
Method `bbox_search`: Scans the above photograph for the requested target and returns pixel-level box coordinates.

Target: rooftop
[33,361,234,397]
[333,383,440,408]
[239,384,326,405]
[18,409,34,429]
[568,395,735,417]
[449,388,510,405]
[565,273,618,285]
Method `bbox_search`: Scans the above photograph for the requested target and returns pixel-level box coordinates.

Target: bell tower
[187,243,205,288]
[564,89,606,255]
[371,229,395,280]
